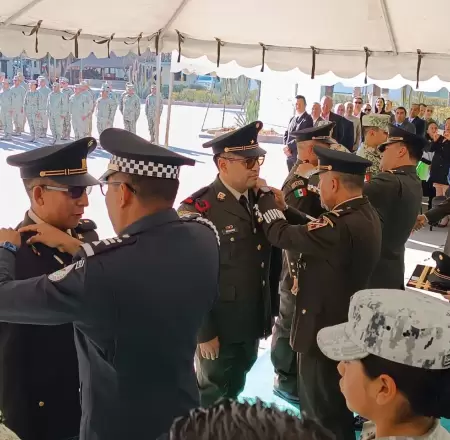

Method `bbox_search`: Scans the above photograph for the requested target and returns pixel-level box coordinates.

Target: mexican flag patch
[294,188,307,198]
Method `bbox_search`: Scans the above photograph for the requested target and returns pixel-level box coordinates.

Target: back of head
[164,399,334,440]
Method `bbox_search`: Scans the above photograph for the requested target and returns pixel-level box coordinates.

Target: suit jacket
[327,112,354,150]
[178,177,274,344]
[364,166,422,289]
[345,115,361,151]
[410,117,426,137]
[0,213,98,440]
[395,120,416,134]
[284,113,314,168]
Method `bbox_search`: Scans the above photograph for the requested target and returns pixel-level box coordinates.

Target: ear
[119,183,134,208]
[217,157,228,174]
[374,374,398,406]
[31,186,45,206]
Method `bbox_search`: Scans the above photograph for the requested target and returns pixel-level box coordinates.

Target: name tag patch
[222,225,238,235]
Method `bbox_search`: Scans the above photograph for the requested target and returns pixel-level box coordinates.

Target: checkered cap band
[110,155,180,179]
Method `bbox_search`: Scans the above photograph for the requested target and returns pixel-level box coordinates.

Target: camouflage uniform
[24,82,43,142]
[37,79,51,137]
[60,78,73,140]
[69,86,91,140]
[0,81,14,140]
[356,114,390,179]
[10,77,26,135]
[47,89,65,143]
[119,83,140,134]
[317,287,450,440]
[145,92,162,142]
[81,81,95,136]
[96,85,117,136]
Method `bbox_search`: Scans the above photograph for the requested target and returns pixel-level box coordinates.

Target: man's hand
[291,276,298,295]
[270,187,287,211]
[18,224,82,256]
[199,336,220,360]
[0,228,21,248]
[413,214,428,232]
[295,162,315,177]
[283,146,292,157]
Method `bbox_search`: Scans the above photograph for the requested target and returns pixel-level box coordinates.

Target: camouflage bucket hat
[362,114,390,132]
[317,289,450,369]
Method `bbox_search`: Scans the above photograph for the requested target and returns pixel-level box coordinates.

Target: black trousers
[195,340,259,407]
[271,286,298,395]
[298,350,354,440]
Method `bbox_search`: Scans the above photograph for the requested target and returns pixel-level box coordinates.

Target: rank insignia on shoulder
[307,184,320,195]
[307,216,334,231]
[217,192,226,201]
[80,234,137,257]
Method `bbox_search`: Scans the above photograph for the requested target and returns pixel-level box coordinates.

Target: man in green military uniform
[364,124,425,289]
[271,121,349,404]
[356,114,390,180]
[178,121,274,407]
[255,147,382,440]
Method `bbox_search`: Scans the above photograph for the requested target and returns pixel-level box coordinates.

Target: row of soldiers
[0,74,162,143]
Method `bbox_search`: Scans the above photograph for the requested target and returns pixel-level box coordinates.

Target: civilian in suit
[344,102,361,151]
[320,96,354,150]
[311,102,324,126]
[283,95,313,170]
[394,107,416,133]
[409,103,426,137]
[385,99,396,123]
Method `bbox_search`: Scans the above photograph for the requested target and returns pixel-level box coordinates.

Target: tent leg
[201,85,215,131]
[164,72,174,147]
[221,81,228,128]
[155,52,162,144]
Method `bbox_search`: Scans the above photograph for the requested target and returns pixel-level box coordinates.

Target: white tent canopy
[1,0,450,82]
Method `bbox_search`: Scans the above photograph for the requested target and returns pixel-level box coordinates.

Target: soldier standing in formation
[24,80,43,143]
[271,122,349,404]
[46,82,64,144]
[96,83,117,137]
[356,114,390,180]
[178,121,274,407]
[120,83,140,134]
[37,77,51,138]
[364,125,424,289]
[256,147,381,440]
[69,84,91,140]
[0,79,14,141]
[81,81,95,136]
[145,84,162,143]
[0,138,99,440]
[59,77,73,140]
[10,76,26,137]
[0,128,220,440]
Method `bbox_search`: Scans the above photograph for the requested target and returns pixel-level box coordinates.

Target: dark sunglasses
[43,185,92,199]
[364,108,372,112]
[221,156,265,170]
[100,181,136,196]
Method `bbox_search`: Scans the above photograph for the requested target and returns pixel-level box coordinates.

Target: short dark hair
[396,106,407,114]
[361,355,450,421]
[411,103,420,108]
[336,172,365,191]
[419,103,427,107]
[123,173,179,204]
[163,399,334,440]
[295,95,306,105]
[22,177,55,197]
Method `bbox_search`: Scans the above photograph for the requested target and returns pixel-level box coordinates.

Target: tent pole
[201,85,214,131]
[379,0,398,55]
[221,81,227,128]
[164,72,174,147]
[155,52,162,144]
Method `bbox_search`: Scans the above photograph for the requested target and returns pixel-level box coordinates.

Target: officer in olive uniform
[256,147,382,440]
[272,122,341,404]
[0,138,100,440]
[0,128,220,440]
[178,121,274,407]
[364,124,424,289]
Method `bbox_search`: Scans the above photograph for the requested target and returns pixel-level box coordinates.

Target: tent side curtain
[1,0,450,82]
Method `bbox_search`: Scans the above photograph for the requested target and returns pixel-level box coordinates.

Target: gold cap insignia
[217,192,226,201]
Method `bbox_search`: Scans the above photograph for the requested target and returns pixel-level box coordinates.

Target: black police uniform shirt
[0,211,98,440]
[178,176,273,345]
[0,209,220,440]
[255,194,382,353]
[363,165,422,289]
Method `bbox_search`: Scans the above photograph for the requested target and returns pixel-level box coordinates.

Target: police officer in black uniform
[364,124,425,289]
[272,123,339,404]
[178,121,274,407]
[255,147,382,440]
[0,138,99,440]
[0,128,220,440]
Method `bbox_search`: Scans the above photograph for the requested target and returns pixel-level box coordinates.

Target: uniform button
[253,228,257,233]
[38,401,45,407]
[262,280,266,286]
[301,309,307,315]
[290,262,294,266]
[258,218,263,223]
[230,237,235,242]
[261,262,264,268]
[257,244,262,251]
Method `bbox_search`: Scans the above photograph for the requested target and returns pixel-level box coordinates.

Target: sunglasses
[364,108,372,112]
[100,180,136,196]
[221,156,265,169]
[43,185,92,199]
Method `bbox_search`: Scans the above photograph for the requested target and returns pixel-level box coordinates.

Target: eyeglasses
[42,185,92,199]
[100,181,136,196]
[220,156,265,169]
[354,101,363,105]
[364,108,372,112]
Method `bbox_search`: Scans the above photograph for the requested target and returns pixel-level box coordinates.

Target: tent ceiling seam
[379,0,398,55]
[159,0,192,40]
[0,0,46,28]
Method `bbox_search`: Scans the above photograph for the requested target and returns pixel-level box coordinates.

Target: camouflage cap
[362,114,390,132]
[126,82,135,89]
[59,77,69,83]
[317,289,450,369]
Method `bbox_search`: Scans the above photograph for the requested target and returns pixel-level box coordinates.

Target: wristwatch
[0,242,18,255]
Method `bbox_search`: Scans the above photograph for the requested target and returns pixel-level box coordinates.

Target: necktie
[239,195,250,215]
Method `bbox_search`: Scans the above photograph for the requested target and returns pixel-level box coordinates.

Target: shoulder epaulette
[182,186,209,204]
[387,169,406,175]
[181,186,211,214]
[179,213,220,246]
[327,206,353,217]
[75,219,97,232]
[307,215,334,231]
[80,234,137,258]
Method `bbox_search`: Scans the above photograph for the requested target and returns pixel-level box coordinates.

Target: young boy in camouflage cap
[317,288,450,440]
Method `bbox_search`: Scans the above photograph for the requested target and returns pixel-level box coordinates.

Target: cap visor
[49,173,99,187]
[98,168,116,182]
[317,323,369,362]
